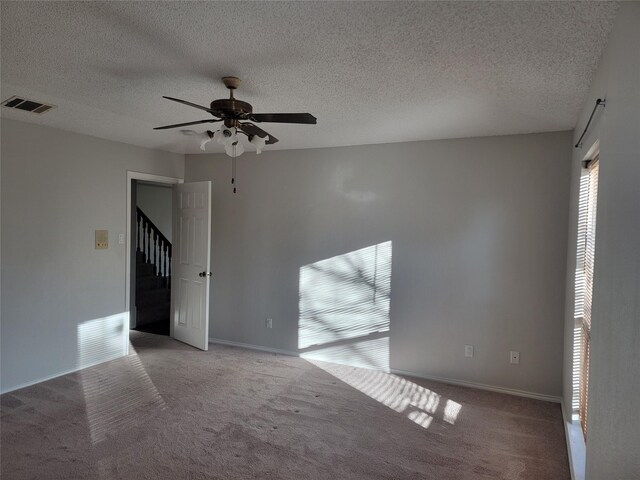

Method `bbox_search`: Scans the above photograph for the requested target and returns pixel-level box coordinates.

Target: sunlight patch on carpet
[308,360,461,430]
[78,318,165,444]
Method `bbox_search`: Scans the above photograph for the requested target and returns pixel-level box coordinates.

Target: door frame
[125,171,183,349]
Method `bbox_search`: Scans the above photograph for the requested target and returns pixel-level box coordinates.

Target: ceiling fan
[154,76,317,156]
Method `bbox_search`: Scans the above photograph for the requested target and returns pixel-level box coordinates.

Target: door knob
[199,271,212,277]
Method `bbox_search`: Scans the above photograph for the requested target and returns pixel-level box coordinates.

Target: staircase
[135,208,172,335]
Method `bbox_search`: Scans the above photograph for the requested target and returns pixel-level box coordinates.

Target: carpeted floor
[1,332,569,479]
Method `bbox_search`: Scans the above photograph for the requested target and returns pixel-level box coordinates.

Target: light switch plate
[510,351,520,364]
[118,233,125,245]
[464,344,474,358]
[95,230,108,249]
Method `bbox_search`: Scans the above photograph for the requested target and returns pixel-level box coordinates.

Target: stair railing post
[160,239,165,279]
[168,246,172,289]
[151,230,155,272]
[166,243,170,287]
[155,232,160,276]
[145,220,150,264]
[136,212,142,252]
[143,219,147,262]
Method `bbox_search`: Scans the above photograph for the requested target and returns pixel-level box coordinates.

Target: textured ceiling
[1,1,618,154]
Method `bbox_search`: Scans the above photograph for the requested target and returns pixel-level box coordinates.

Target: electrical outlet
[118,233,125,245]
[266,318,273,329]
[464,345,474,358]
[510,351,520,364]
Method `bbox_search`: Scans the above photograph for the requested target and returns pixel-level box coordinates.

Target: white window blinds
[577,156,599,438]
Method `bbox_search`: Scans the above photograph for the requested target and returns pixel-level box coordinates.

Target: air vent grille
[2,96,55,114]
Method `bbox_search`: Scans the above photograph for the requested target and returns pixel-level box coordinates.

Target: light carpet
[1,331,569,479]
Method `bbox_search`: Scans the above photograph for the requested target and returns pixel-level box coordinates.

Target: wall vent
[2,95,56,114]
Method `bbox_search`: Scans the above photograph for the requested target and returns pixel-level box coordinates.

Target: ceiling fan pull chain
[232,145,237,194]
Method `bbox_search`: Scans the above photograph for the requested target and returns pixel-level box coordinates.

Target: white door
[171,181,211,350]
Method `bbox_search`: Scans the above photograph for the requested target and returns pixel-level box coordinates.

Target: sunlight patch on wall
[299,241,392,369]
[308,359,462,430]
[300,337,389,370]
[77,313,128,368]
[78,317,164,444]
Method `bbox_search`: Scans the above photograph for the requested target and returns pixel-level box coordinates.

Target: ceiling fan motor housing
[210,98,253,124]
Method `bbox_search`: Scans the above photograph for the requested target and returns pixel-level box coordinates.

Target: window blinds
[579,156,599,438]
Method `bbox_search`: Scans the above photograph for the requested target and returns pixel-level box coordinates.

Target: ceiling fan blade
[248,113,317,125]
[153,119,222,130]
[162,96,215,113]
[238,123,279,144]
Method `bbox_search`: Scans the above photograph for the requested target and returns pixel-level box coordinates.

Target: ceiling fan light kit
[249,134,267,154]
[199,131,213,151]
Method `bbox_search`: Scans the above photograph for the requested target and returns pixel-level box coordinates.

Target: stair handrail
[136,207,172,284]
[137,207,171,248]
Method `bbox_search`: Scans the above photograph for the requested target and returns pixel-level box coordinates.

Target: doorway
[133,181,173,335]
[125,172,183,343]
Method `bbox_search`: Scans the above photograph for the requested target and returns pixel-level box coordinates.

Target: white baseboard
[389,367,562,404]
[1,352,125,395]
[208,337,561,404]
[561,400,586,480]
[209,337,300,357]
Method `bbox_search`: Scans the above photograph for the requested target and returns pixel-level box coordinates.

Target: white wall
[562,3,640,477]
[136,183,173,241]
[0,119,184,393]
[186,131,572,397]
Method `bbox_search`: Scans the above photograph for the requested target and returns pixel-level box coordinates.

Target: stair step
[136,305,170,326]
[136,275,165,291]
[137,263,156,278]
[136,288,170,308]
[134,320,170,335]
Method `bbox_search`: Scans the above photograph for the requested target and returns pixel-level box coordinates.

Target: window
[574,154,599,438]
